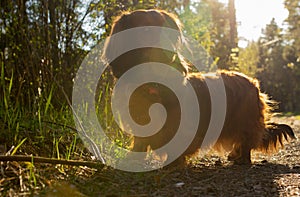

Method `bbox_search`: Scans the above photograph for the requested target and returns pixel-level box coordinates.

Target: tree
[228,0,237,49]
[284,0,300,60]
[256,19,295,111]
[0,0,104,109]
[204,0,236,70]
[179,0,237,70]
[178,1,214,72]
[283,0,300,111]
[237,42,259,77]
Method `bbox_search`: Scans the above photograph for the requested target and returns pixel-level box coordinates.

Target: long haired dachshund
[103,9,296,165]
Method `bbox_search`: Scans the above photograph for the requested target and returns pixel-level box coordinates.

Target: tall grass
[1,60,130,162]
[0,60,81,159]
[93,72,133,164]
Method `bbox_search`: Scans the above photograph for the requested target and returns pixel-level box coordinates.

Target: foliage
[203,0,234,69]
[233,0,300,113]
[178,0,238,71]
[256,17,300,112]
[237,42,259,77]
[284,0,300,60]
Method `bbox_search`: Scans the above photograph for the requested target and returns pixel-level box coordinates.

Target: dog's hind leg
[234,144,251,164]
[228,143,251,165]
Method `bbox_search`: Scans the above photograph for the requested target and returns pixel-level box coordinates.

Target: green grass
[0,61,82,159]
[0,60,129,166]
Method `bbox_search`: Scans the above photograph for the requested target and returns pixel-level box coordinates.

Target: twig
[0,155,105,169]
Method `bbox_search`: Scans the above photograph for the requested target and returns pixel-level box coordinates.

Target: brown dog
[103,9,296,165]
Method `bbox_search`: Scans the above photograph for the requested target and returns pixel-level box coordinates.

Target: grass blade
[11,138,27,155]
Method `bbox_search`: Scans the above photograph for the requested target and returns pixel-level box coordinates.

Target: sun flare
[219,0,289,47]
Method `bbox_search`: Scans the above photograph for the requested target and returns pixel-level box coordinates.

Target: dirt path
[42,116,300,197]
[1,116,300,196]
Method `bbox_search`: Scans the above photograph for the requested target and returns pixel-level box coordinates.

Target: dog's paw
[232,157,251,165]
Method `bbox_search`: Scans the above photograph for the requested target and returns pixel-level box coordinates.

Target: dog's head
[102,9,189,78]
[102,10,189,135]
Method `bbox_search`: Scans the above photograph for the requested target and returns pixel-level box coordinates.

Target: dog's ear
[102,12,131,69]
[159,11,190,75]
[102,14,123,67]
[160,10,183,43]
[102,31,119,68]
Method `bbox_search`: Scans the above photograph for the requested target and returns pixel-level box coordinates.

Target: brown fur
[103,9,296,165]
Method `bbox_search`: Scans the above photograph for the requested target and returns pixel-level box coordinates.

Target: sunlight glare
[237,0,288,40]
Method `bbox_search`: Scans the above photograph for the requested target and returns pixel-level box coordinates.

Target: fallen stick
[0,155,104,169]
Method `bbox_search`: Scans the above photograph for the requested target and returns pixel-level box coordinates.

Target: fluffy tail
[260,123,296,152]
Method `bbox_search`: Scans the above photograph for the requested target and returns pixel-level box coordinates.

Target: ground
[1,116,300,196]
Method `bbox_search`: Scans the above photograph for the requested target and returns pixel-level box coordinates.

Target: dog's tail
[259,123,296,152]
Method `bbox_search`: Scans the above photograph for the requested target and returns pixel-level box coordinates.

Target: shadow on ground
[41,161,299,197]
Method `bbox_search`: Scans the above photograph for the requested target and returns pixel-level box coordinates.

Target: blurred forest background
[1,0,300,145]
